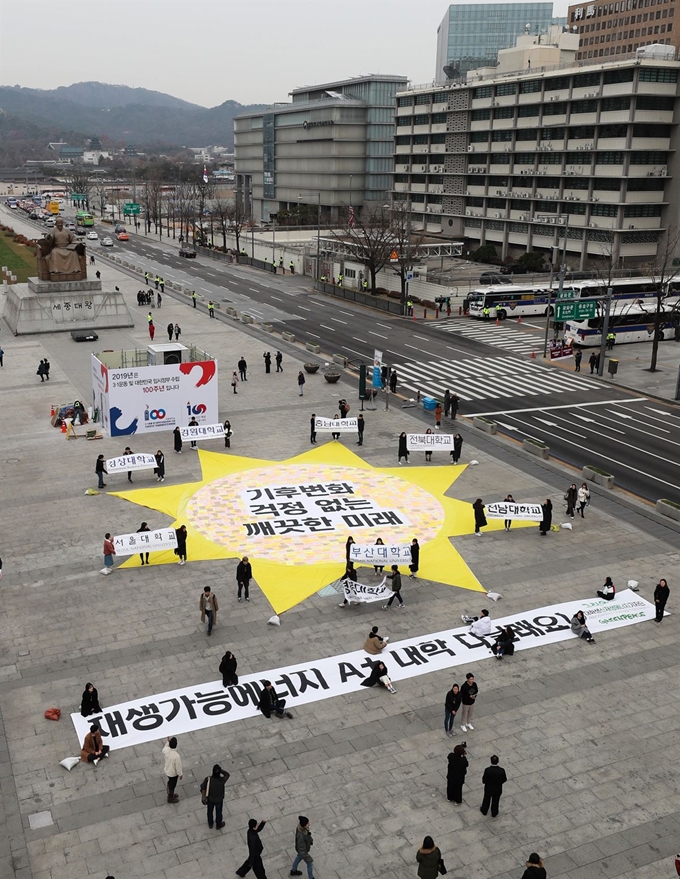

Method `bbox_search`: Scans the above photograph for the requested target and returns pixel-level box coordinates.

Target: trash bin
[607,358,618,376]
[422,396,437,411]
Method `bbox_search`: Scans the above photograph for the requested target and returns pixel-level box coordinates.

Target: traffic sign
[124,202,141,215]
[555,300,596,321]
[556,287,574,299]
[71,193,86,201]
[389,249,399,262]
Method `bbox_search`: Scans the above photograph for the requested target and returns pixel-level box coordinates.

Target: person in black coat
[654,577,669,622]
[565,483,578,518]
[235,819,268,878]
[409,538,420,578]
[237,556,253,601]
[80,683,101,717]
[310,414,317,445]
[398,432,409,465]
[450,433,463,464]
[480,755,507,817]
[444,683,462,736]
[219,651,238,686]
[174,525,187,564]
[539,499,552,536]
[473,498,486,536]
[491,626,515,659]
[521,853,547,879]
[137,521,151,565]
[258,680,292,719]
[154,450,165,482]
[263,352,272,374]
[360,660,396,693]
[173,426,183,454]
[345,536,355,561]
[447,743,468,803]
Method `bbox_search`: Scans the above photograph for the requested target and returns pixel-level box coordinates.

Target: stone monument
[2,219,134,335]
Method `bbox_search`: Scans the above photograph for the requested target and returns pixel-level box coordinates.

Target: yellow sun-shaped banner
[109,444,523,613]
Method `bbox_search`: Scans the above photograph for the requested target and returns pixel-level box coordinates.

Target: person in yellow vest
[154,275,160,290]
[362,279,368,292]
[338,273,343,288]
[289,260,295,275]
[192,291,197,308]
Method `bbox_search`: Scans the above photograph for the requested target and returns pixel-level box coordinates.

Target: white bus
[564,301,679,347]
[468,276,675,321]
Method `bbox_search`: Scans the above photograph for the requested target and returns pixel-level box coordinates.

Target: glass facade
[436,3,565,78]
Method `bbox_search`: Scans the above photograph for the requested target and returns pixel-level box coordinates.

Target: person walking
[444,682,462,737]
[389,369,398,393]
[101,533,116,575]
[597,576,616,601]
[43,358,51,380]
[290,816,315,878]
[258,680,293,719]
[37,359,45,382]
[95,454,107,488]
[173,426,183,454]
[276,350,283,372]
[447,743,468,803]
[398,432,409,465]
[565,483,578,518]
[219,650,238,686]
[363,626,389,654]
[174,323,181,341]
[297,371,305,396]
[539,498,552,536]
[148,320,155,341]
[521,853,547,879]
[409,538,419,578]
[157,290,162,308]
[357,413,365,446]
[80,683,101,717]
[159,278,165,294]
[416,836,442,879]
[137,522,151,565]
[434,402,442,429]
[571,609,596,643]
[310,414,317,445]
[473,498,486,536]
[503,493,514,531]
[459,672,478,732]
[450,433,463,464]
[200,585,218,635]
[654,577,670,623]
[80,723,110,766]
[238,357,248,381]
[235,819,268,879]
[232,371,239,394]
[589,351,598,374]
[154,449,165,482]
[167,322,174,342]
[237,556,253,602]
[0,345,4,367]
[162,737,182,804]
[383,564,405,609]
[577,482,590,517]
[175,525,187,565]
[200,764,229,829]
[574,349,582,372]
[154,276,160,290]
[263,351,272,374]
[480,755,507,817]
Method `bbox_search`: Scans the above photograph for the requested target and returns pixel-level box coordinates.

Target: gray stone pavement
[1,254,680,879]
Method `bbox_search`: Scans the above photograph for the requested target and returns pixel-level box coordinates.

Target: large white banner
[349,544,412,566]
[486,502,544,521]
[407,433,454,451]
[342,576,391,604]
[106,453,157,473]
[179,423,225,441]
[314,417,358,432]
[113,528,178,556]
[91,355,218,437]
[71,590,657,750]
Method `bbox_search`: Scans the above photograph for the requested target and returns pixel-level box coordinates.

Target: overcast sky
[1,0,570,107]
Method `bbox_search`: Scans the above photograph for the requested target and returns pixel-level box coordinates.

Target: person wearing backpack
[200,764,230,829]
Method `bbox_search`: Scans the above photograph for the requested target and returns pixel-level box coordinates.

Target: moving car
[179,245,197,258]
[116,231,129,241]
[500,264,529,275]
[479,272,511,285]
[87,231,99,240]
[101,237,113,246]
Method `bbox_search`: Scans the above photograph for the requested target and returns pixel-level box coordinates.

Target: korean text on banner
[406,433,454,452]
[349,544,412,565]
[373,349,383,390]
[314,417,358,432]
[106,453,157,473]
[113,528,178,556]
[342,576,391,604]
[486,502,543,521]
[179,423,225,441]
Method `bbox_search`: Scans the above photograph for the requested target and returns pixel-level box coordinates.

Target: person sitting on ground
[597,576,616,601]
[80,682,102,717]
[363,625,389,655]
[258,679,293,719]
[360,659,396,694]
[491,625,515,659]
[571,610,596,644]
[80,723,110,765]
[462,608,492,636]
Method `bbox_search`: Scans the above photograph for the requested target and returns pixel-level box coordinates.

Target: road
[7,206,680,504]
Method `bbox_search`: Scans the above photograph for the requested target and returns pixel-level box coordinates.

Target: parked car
[101,237,114,246]
[479,272,511,285]
[87,231,99,240]
[500,264,529,275]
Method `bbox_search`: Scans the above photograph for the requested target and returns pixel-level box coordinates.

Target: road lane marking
[320,325,336,331]
[369,331,388,339]
[330,318,347,324]
[466,398,648,418]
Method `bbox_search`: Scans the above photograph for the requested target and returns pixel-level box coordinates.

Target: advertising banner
[91,355,218,437]
[349,544,412,566]
[70,590,656,750]
[112,528,178,556]
[342,576,391,604]
[313,417,358,432]
[486,502,544,521]
[373,349,383,390]
[179,423,225,441]
[106,453,157,473]
[407,433,454,452]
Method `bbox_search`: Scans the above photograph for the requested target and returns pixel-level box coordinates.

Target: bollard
[459,306,462,316]
[423,308,427,320]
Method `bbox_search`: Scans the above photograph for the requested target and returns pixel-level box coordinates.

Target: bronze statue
[35,218,87,281]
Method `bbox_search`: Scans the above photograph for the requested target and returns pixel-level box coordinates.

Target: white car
[87,231,98,240]
[101,237,113,246]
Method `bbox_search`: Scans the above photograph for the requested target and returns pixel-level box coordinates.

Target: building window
[473,86,494,99]
[514,152,536,164]
[628,176,665,189]
[630,150,668,163]
[596,150,624,163]
[470,131,489,142]
[639,66,678,81]
[494,107,514,119]
[431,133,446,143]
[602,96,631,111]
[413,134,429,144]
[491,130,513,141]
[566,151,593,163]
[624,203,662,216]
[600,123,628,137]
[564,203,588,214]
[415,93,433,105]
[603,68,635,82]
[543,76,570,91]
[467,197,484,207]
[593,177,623,189]
[571,100,599,113]
[543,102,568,115]
[541,127,566,140]
[519,79,542,93]
[396,117,411,127]
[518,105,539,117]
[569,125,596,139]
[637,94,675,110]
[413,114,429,125]
[395,135,411,145]
[496,82,517,96]
[433,92,449,103]
[592,203,618,216]
[432,113,447,124]
[394,174,409,183]
[471,108,492,121]
[397,96,413,107]
[516,128,538,141]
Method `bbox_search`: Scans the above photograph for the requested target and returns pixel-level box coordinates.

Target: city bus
[76,210,95,228]
[467,276,675,320]
[564,301,680,347]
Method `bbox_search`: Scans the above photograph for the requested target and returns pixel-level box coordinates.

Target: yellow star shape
[110,444,528,613]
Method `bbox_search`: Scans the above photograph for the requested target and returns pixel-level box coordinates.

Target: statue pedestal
[2,278,134,335]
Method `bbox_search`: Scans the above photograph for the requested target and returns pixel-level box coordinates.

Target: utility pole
[543,224,568,357]
[597,286,614,377]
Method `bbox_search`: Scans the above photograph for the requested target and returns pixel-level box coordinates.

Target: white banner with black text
[113,528,178,556]
[349,544,412,566]
[179,423,225,441]
[485,502,544,521]
[106,453,157,473]
[407,433,454,452]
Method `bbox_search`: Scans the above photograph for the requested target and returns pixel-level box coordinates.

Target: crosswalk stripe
[436,321,540,353]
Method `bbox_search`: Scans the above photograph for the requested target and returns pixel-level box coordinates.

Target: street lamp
[298,192,321,282]
[542,217,569,358]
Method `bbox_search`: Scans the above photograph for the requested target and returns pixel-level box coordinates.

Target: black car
[500,264,529,275]
[179,246,197,258]
[479,272,511,285]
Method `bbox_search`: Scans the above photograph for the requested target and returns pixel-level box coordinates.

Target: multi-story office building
[436,2,564,80]
[568,0,677,61]
[395,28,680,267]
[234,74,407,224]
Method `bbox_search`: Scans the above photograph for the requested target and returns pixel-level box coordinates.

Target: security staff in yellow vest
[483,306,491,319]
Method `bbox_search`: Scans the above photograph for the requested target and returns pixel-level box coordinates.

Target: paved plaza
[1,261,679,879]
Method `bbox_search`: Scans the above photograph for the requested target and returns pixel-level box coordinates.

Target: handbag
[438,858,447,875]
[201,776,210,806]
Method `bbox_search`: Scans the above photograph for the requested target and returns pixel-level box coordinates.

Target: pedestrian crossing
[436,320,541,355]
[393,356,601,402]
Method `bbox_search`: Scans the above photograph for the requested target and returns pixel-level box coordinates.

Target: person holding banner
[450,433,463,465]
[398,432,409,465]
[101,533,116,575]
[310,415,317,445]
[409,539,420,578]
[503,494,515,532]
[473,499,487,536]
[363,626,389,655]
[338,561,357,607]
[123,446,134,483]
[331,414,341,441]
[137,522,151,565]
[383,565,405,609]
[224,420,233,449]
[374,537,385,575]
[188,418,198,449]
[175,525,187,565]
[154,450,165,482]
[539,499,553,537]
[424,428,434,463]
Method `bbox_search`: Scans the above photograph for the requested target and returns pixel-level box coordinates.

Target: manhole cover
[4,459,19,464]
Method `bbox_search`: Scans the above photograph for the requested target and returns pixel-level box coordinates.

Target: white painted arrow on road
[608,410,635,419]
[534,417,559,426]
[646,407,680,419]
[496,422,520,431]
[572,414,597,423]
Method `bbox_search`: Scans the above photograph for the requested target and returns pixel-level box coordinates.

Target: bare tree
[384,202,428,310]
[62,166,93,210]
[645,225,680,372]
[332,205,395,293]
